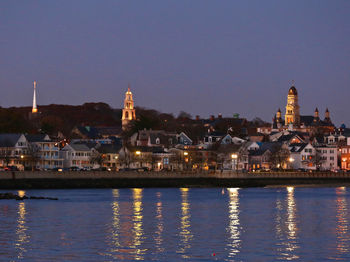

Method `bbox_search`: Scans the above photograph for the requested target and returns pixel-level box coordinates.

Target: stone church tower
[122,85,136,129]
[284,85,300,127]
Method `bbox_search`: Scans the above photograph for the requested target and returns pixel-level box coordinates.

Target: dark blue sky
[1,1,350,125]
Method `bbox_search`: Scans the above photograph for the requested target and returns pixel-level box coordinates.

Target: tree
[26,143,42,171]
[312,149,325,171]
[90,150,104,167]
[269,144,290,169]
[177,111,192,119]
[118,147,131,168]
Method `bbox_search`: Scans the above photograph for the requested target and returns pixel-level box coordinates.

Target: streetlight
[20,155,24,171]
[135,151,141,168]
[289,157,295,170]
[157,162,161,170]
[231,153,238,171]
[183,151,189,170]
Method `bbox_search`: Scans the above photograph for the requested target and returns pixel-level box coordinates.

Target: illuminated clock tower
[122,85,136,129]
[284,85,300,127]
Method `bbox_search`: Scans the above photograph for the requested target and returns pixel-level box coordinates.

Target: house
[131,130,177,148]
[314,145,338,171]
[276,133,305,145]
[0,134,28,170]
[61,142,96,169]
[96,143,122,170]
[248,142,285,171]
[25,134,63,170]
[203,131,226,148]
[216,144,242,170]
[177,132,193,146]
[288,143,316,170]
[118,146,172,170]
[340,138,350,170]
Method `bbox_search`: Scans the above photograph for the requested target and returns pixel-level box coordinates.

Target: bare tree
[90,150,104,168]
[26,143,41,171]
[312,149,325,171]
[270,144,290,169]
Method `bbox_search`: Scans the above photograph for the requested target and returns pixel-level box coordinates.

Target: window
[330,157,334,160]
[156,138,160,145]
[330,150,334,154]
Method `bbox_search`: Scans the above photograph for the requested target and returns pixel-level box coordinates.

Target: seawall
[0,171,349,189]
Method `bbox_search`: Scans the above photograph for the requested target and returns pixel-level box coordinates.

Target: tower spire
[32,81,38,113]
[122,85,136,130]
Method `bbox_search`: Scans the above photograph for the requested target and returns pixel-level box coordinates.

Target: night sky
[1,1,350,125]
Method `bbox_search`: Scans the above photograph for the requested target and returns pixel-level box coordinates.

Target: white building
[289,143,316,170]
[0,134,28,170]
[25,134,63,170]
[315,145,338,171]
[61,143,96,169]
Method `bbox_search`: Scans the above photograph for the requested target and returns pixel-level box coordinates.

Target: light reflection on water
[276,187,299,261]
[0,187,349,261]
[154,192,164,253]
[131,188,146,260]
[226,188,241,258]
[334,187,349,258]
[177,188,193,258]
[15,190,29,259]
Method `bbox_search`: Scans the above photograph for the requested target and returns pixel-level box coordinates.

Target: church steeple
[122,85,136,129]
[324,108,331,123]
[32,81,38,113]
[285,84,300,127]
[313,107,320,122]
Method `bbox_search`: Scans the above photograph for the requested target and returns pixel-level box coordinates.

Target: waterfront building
[122,85,136,130]
[314,145,338,171]
[0,134,28,170]
[340,138,350,170]
[288,143,316,170]
[61,142,96,169]
[96,144,122,170]
[25,134,63,170]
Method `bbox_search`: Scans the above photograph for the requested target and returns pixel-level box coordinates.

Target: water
[0,187,349,261]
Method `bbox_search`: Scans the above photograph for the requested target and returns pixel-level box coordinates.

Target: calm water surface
[0,187,349,261]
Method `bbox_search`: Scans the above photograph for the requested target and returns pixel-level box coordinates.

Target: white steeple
[32,81,38,113]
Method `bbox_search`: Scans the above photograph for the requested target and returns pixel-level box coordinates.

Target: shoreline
[0,171,349,189]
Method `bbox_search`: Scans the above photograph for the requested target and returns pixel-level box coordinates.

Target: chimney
[210,115,215,121]
[218,114,222,119]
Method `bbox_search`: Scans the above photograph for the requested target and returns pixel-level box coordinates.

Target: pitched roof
[0,134,23,147]
[97,144,122,154]
[25,134,50,143]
